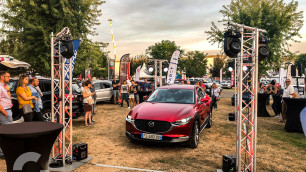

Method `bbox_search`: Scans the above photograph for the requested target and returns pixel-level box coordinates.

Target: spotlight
[56,34,74,59]
[147,59,154,74]
[258,36,269,62]
[243,66,248,71]
[229,67,233,72]
[162,61,169,74]
[224,29,241,58]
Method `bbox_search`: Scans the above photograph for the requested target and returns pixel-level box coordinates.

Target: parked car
[92,80,113,103]
[8,78,84,121]
[221,80,232,89]
[126,84,212,148]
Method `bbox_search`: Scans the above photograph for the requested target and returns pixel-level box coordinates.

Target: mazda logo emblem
[148,121,154,127]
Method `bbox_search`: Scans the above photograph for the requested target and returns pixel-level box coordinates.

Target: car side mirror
[143,96,148,101]
[200,97,209,103]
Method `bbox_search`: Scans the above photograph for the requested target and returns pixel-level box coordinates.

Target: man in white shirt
[281,79,295,122]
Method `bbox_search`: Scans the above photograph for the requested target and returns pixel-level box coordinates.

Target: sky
[90,0,306,60]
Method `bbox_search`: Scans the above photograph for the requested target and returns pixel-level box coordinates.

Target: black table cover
[283,98,306,132]
[257,93,270,117]
[0,122,63,172]
[138,91,153,103]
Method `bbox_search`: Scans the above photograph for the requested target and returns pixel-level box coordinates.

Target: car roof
[158,84,197,90]
[93,80,112,84]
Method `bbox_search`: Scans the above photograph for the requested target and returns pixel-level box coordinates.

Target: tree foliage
[146,40,184,61]
[206,0,304,74]
[180,51,208,78]
[0,0,106,76]
[295,53,306,71]
[210,55,226,78]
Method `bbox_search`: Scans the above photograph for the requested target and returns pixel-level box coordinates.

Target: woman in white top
[120,80,130,108]
[211,83,221,111]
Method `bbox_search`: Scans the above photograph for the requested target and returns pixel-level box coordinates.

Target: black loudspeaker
[228,113,235,121]
[73,143,88,161]
[223,155,236,172]
[60,40,74,59]
[224,37,241,58]
[291,65,296,77]
[258,43,269,61]
[297,65,303,77]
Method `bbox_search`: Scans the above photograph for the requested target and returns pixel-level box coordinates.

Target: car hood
[131,102,194,122]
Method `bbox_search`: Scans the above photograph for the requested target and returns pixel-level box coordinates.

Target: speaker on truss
[258,37,269,62]
[297,64,303,77]
[224,30,241,58]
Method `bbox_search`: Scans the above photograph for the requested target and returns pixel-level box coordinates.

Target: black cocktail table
[283,98,306,132]
[257,93,270,117]
[0,122,63,172]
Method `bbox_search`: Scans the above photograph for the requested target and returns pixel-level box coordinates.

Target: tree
[180,51,208,78]
[210,55,226,77]
[295,53,306,71]
[0,0,104,75]
[146,40,184,61]
[206,0,304,75]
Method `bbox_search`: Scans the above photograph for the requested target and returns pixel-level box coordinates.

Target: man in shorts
[112,76,120,104]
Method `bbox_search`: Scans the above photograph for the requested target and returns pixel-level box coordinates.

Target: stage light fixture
[56,34,74,59]
[224,29,241,58]
[258,36,269,62]
[147,59,154,74]
[162,61,169,74]
[229,67,233,72]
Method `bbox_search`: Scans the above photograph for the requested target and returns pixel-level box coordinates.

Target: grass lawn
[0,98,305,172]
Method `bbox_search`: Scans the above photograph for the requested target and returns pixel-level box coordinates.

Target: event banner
[135,65,141,81]
[109,59,115,79]
[64,40,81,80]
[231,71,234,86]
[119,54,130,83]
[167,50,180,84]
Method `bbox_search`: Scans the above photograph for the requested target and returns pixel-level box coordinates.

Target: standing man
[199,81,206,92]
[112,76,120,104]
[28,77,44,121]
[0,71,13,125]
[143,79,151,91]
[281,78,295,122]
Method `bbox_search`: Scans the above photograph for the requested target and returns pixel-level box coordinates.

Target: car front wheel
[206,110,212,128]
[188,120,199,149]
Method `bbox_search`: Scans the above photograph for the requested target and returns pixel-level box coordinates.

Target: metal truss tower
[228,22,267,172]
[50,28,73,165]
[154,59,167,88]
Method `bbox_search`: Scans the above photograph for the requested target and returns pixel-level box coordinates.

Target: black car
[8,78,84,121]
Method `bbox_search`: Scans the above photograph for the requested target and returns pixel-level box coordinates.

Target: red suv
[126,85,212,148]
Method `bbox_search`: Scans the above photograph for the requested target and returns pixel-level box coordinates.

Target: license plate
[141,133,162,140]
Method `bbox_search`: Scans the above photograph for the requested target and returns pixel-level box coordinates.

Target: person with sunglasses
[0,71,13,125]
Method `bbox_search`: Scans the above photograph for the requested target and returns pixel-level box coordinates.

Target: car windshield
[146,89,194,104]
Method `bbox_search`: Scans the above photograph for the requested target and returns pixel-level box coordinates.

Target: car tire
[188,120,200,149]
[42,109,52,122]
[206,110,213,128]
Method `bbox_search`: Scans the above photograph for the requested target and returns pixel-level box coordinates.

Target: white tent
[0,55,31,69]
[139,63,154,78]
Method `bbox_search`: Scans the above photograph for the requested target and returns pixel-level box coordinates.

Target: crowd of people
[0,71,44,125]
[259,78,303,122]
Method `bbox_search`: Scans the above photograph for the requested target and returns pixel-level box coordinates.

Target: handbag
[118,97,122,104]
[22,104,33,114]
[88,98,94,105]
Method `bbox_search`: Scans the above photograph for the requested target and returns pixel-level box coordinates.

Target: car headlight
[126,114,134,123]
[172,116,192,126]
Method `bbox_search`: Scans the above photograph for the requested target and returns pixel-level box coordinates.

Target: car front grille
[134,120,172,133]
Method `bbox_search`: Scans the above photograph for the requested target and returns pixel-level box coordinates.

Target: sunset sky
[91,0,306,60]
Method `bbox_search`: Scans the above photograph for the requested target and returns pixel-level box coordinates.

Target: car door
[102,82,113,101]
[93,82,103,102]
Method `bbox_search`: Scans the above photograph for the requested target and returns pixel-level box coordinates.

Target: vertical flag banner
[119,54,130,83]
[135,65,141,81]
[220,68,223,82]
[231,71,235,86]
[167,50,180,84]
[64,40,81,80]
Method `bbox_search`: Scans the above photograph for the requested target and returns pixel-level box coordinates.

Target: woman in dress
[82,80,95,126]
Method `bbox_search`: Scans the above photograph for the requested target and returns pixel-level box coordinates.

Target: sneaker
[128,107,130,109]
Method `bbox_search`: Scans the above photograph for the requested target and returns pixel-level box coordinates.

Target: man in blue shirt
[28,77,44,121]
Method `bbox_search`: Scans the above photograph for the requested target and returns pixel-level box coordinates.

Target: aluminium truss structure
[154,59,167,88]
[51,28,73,165]
[228,22,267,172]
